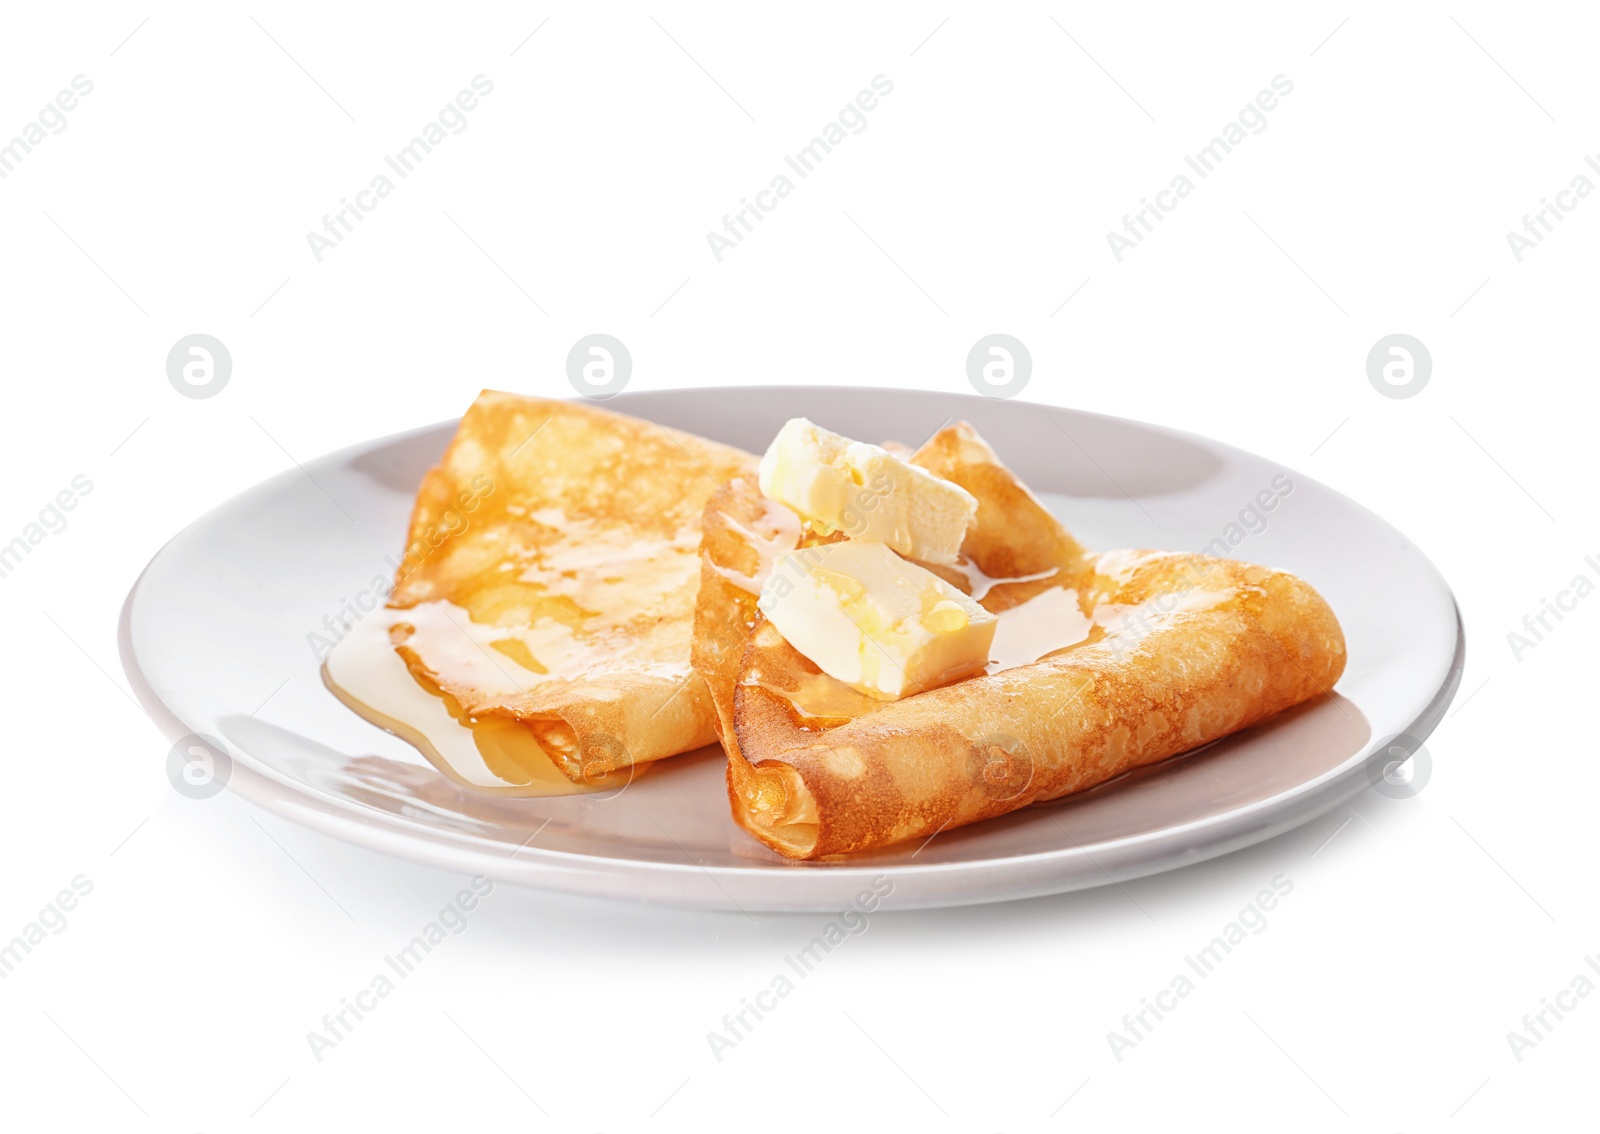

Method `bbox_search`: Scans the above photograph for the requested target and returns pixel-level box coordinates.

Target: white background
[0,2,1594,1130]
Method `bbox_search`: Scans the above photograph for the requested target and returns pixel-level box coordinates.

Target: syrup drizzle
[322,609,634,796]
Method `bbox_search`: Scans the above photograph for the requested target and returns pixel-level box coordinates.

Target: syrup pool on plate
[322,609,635,796]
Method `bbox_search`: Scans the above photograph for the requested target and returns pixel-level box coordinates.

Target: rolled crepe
[693,423,1346,859]
[388,390,756,781]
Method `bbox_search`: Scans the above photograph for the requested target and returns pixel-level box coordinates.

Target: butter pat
[757,418,977,565]
[758,540,996,700]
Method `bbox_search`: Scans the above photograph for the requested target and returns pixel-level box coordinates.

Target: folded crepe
[693,423,1346,859]
[387,390,756,782]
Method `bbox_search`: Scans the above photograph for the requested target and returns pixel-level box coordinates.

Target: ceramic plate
[120,387,1462,911]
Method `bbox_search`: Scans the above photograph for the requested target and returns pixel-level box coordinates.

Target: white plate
[119,387,1462,911]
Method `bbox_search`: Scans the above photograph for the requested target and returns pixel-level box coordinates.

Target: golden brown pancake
[388,390,756,781]
[693,423,1346,859]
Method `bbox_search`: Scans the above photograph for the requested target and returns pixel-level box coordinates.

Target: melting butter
[391,596,691,701]
[706,493,802,596]
[949,557,1060,603]
[742,652,884,728]
[322,608,633,796]
[1091,587,1238,638]
[985,584,1240,672]
[987,587,1098,672]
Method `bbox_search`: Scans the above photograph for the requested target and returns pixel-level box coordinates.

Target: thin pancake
[694,423,1346,859]
[389,390,756,781]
